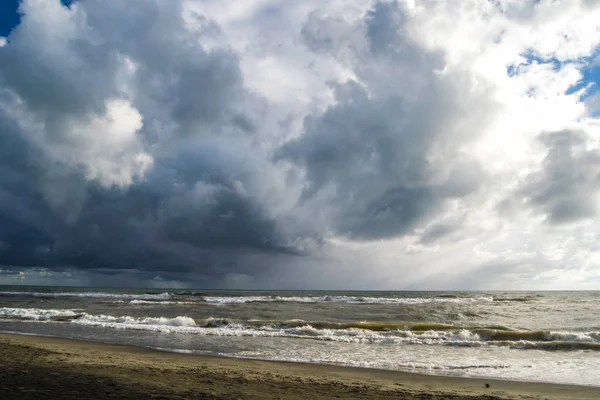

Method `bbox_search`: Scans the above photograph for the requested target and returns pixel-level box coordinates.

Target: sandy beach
[0,333,597,400]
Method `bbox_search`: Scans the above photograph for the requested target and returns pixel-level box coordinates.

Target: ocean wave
[75,314,197,327]
[201,295,495,305]
[545,331,600,342]
[0,307,83,321]
[73,316,600,351]
[128,300,196,305]
[0,291,172,300]
[492,297,537,302]
[1,290,540,305]
[2,307,599,351]
[244,319,456,332]
[234,353,513,372]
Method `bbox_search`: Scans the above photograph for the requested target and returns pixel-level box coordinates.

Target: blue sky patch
[0,0,74,37]
[0,0,20,37]
[566,56,600,99]
[507,48,600,100]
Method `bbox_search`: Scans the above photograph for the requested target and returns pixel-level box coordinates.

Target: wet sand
[0,333,598,399]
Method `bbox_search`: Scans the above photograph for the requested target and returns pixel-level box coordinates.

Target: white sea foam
[232,352,510,372]
[229,342,599,387]
[0,291,497,305]
[151,347,196,354]
[202,295,494,305]
[128,300,195,305]
[75,315,197,328]
[2,308,599,350]
[0,291,171,300]
[545,331,600,343]
[0,307,81,320]
[65,314,600,348]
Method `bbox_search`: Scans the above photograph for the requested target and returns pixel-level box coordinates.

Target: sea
[1,286,599,386]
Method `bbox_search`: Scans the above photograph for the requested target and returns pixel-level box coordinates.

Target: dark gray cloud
[0,0,496,286]
[279,1,491,240]
[518,130,600,224]
[0,0,296,285]
[1,0,597,289]
[0,103,294,279]
[0,106,60,267]
[0,137,294,283]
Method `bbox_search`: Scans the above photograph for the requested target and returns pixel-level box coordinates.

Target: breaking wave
[0,290,544,305]
[2,307,599,351]
[127,300,196,305]
[0,307,83,321]
[0,291,171,300]
[200,295,495,305]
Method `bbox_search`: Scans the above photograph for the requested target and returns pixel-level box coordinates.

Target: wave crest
[2,307,599,351]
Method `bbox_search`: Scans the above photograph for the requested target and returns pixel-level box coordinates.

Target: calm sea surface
[1,286,599,385]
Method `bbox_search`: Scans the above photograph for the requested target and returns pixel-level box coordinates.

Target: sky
[1,0,600,290]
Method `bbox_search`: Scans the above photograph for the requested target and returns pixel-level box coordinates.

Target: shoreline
[1,333,599,399]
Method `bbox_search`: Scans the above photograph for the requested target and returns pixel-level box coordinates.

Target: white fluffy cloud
[0,0,152,187]
[1,0,600,289]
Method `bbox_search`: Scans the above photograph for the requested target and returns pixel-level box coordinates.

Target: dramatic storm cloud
[1,0,600,289]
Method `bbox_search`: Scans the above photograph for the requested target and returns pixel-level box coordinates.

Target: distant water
[1,286,599,386]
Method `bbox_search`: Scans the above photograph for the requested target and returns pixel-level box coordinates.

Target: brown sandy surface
[0,333,598,400]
